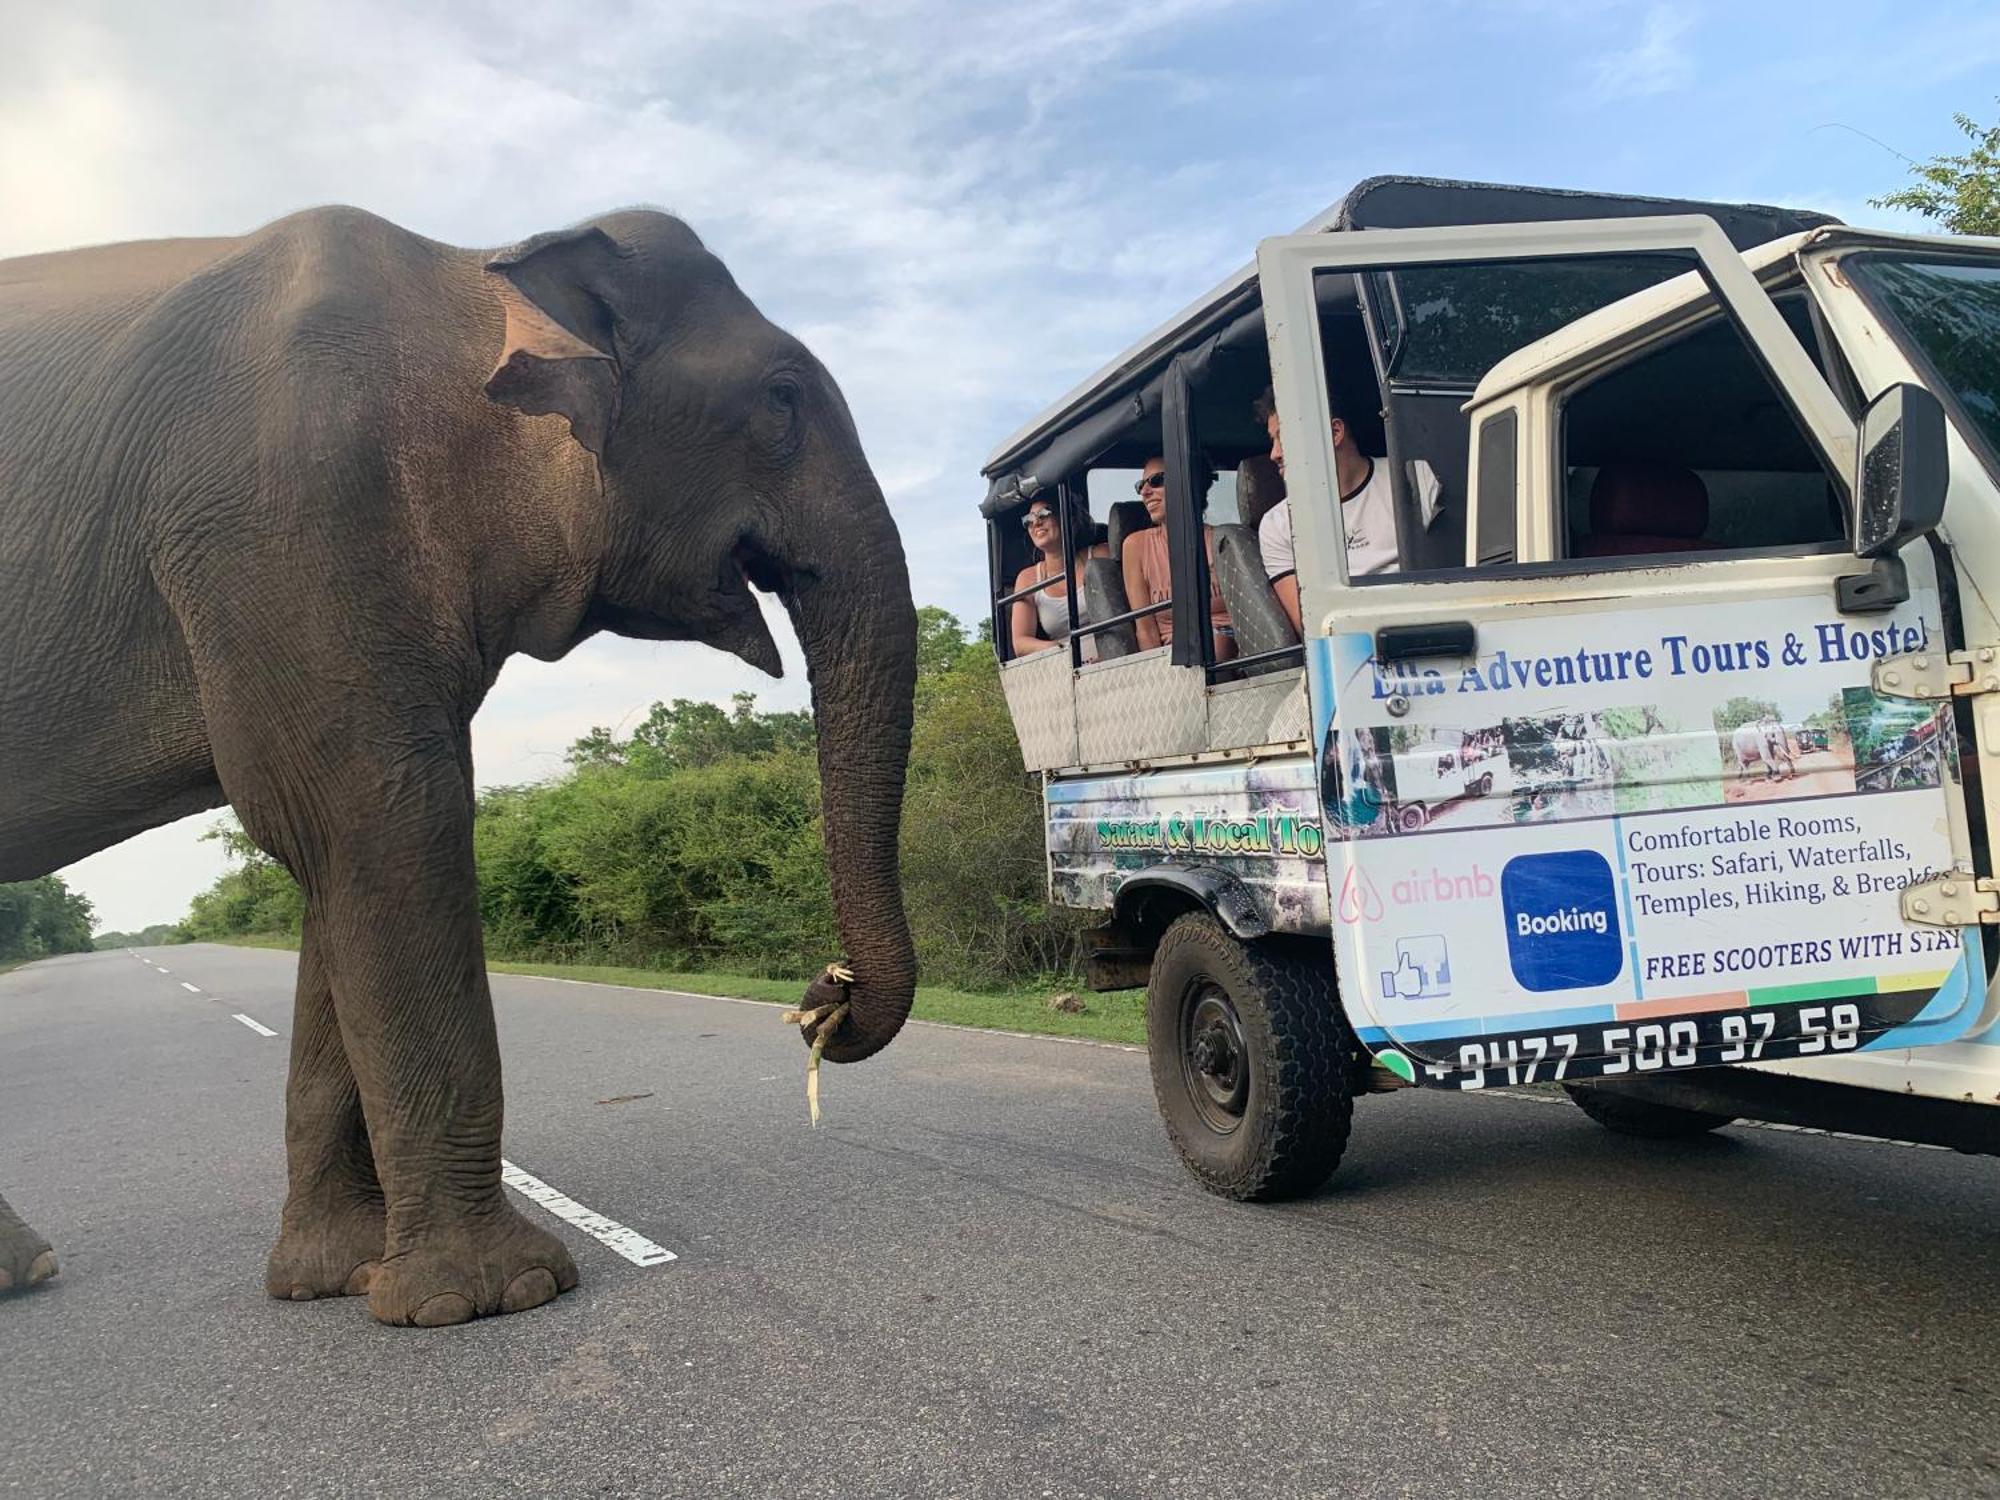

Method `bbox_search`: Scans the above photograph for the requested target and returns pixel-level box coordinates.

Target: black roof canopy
[979,175,1839,515]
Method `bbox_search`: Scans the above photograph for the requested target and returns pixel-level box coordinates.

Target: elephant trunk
[789,505,918,1064]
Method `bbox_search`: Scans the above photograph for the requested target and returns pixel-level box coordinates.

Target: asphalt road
[3,945,1998,1499]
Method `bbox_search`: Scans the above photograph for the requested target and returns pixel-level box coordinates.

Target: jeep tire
[1146,913,1355,1201]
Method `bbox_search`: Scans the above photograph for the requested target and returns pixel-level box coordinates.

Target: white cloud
[1588,5,1695,102]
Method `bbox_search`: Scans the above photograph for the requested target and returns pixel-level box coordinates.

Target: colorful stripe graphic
[1609,968,1951,1023]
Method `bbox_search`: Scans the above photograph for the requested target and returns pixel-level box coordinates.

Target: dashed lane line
[500,1159,677,1267]
[231,1013,278,1038]
[180,982,201,994]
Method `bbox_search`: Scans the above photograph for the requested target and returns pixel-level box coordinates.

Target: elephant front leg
[301,784,577,1328]
[0,1191,58,1294]
[344,942,579,1327]
[266,920,387,1301]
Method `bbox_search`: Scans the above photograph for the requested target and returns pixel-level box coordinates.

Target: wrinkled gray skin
[0,208,917,1325]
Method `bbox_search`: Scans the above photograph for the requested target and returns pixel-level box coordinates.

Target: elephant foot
[265,1197,387,1302]
[367,1205,578,1328]
[0,1220,58,1295]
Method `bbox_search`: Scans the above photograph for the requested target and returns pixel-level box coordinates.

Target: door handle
[1375,621,1477,662]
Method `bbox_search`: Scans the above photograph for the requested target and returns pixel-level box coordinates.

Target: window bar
[987,517,1008,661]
[1208,643,1307,682]
[996,574,1066,608]
[1073,598,1171,639]
[1059,481,1083,671]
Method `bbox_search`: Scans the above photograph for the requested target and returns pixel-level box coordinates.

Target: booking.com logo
[1390,864,1494,907]
[1500,850,1622,992]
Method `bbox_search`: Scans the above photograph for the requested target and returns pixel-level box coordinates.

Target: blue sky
[5,0,1996,928]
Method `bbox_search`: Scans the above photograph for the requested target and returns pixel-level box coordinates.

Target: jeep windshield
[1847,255,2000,484]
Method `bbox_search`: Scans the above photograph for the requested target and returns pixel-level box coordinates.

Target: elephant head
[481,212,916,1063]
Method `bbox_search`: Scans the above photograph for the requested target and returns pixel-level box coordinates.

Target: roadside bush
[178,822,304,940]
[174,605,1081,989]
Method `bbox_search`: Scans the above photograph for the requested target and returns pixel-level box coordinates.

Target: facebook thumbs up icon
[1380,935,1451,1002]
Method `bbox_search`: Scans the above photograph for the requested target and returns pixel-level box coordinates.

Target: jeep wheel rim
[1183,983,1248,1133]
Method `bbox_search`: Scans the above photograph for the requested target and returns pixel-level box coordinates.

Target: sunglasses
[1021,508,1057,528]
[1134,472,1166,495]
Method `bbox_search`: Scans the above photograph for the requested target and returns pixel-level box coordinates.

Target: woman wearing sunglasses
[1008,499,1105,659]
[1120,456,1236,661]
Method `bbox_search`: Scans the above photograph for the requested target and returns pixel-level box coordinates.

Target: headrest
[1107,500,1153,561]
[1236,455,1287,533]
[1589,464,1709,541]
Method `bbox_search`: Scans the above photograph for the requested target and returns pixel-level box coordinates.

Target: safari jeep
[982,176,2000,1199]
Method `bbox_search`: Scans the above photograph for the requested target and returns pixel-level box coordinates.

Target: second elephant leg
[266,918,386,1300]
[0,1190,58,1294]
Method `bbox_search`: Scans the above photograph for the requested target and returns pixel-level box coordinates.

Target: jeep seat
[1578,464,1719,557]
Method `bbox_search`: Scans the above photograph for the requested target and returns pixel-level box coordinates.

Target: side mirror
[1854,382,1949,558]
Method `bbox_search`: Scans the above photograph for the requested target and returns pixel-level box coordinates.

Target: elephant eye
[766,375,803,415]
[764,374,805,451]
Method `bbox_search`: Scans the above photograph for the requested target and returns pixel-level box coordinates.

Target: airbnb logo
[1390,864,1495,907]
[1338,865,1385,925]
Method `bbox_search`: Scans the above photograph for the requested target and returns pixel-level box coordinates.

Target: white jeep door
[1257,217,1986,1089]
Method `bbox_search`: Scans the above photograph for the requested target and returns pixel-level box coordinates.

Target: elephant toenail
[0,1268,12,1293]
[290,1284,315,1302]
[502,1267,559,1313]
[411,1292,475,1328]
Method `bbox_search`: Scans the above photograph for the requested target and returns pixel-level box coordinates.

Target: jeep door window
[1322,255,1694,578]
[1558,292,1845,560]
[1847,255,2000,485]
[1366,256,1695,386]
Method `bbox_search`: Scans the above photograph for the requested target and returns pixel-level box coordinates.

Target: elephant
[0,206,918,1325]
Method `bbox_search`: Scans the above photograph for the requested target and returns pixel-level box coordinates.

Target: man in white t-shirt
[1253,384,1397,634]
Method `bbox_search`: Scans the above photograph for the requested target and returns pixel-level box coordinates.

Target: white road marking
[155,967,170,974]
[180,982,201,994]
[501,1159,677,1267]
[231,1013,278,1037]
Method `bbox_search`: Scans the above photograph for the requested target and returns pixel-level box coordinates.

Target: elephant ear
[483,226,626,458]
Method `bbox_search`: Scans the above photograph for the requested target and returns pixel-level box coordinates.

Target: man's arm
[1258,506,1302,635]
[1272,574,1301,635]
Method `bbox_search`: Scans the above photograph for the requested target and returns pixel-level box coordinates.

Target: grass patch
[209,933,301,952]
[490,959,1146,1046]
[211,937,1146,1045]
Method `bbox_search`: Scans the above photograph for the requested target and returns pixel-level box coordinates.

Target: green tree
[178,818,304,940]
[0,877,96,961]
[1712,696,1780,735]
[93,922,182,950]
[915,605,969,682]
[569,692,813,775]
[1872,101,2000,236]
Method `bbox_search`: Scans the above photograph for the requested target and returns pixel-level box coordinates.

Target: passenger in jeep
[1008,499,1105,659]
[1254,385,1398,633]
[1121,455,1236,660]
